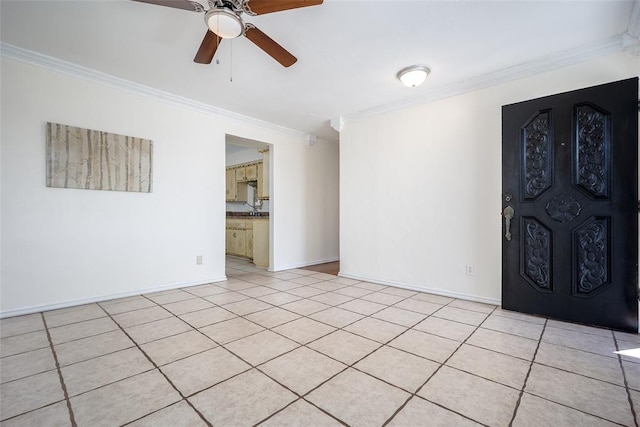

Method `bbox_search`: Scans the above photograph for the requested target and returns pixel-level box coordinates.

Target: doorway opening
[225,134,272,273]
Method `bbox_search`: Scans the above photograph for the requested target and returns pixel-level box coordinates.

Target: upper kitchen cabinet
[257,162,263,198]
[235,166,246,182]
[225,168,237,202]
[246,163,258,181]
[226,151,269,201]
[226,166,248,202]
[258,149,269,200]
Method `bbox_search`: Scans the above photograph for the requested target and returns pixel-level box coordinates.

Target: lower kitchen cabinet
[226,220,247,257]
[225,218,269,267]
[252,219,269,268]
[246,220,254,257]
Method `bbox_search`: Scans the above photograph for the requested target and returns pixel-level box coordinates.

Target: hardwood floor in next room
[300,261,340,276]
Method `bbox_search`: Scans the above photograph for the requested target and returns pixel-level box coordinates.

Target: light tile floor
[1,257,639,426]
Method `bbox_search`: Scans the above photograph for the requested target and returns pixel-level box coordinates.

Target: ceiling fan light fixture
[397,65,430,87]
[205,8,244,39]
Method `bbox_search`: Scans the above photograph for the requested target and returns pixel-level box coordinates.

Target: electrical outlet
[196,256,203,265]
[466,264,475,275]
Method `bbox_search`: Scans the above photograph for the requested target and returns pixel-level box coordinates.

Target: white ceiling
[1,0,637,142]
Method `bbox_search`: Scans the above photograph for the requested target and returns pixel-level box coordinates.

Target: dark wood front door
[502,78,638,332]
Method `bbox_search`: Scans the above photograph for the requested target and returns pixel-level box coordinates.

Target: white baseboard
[271,257,340,272]
[338,272,501,306]
[0,276,228,319]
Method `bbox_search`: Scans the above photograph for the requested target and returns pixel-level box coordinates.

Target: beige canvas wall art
[46,122,153,193]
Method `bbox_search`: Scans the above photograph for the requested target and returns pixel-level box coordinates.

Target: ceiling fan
[133,0,323,67]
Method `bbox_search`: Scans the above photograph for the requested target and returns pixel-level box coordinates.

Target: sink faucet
[246,202,259,216]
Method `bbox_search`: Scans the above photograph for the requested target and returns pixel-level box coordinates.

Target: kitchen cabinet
[226,228,246,256]
[226,219,247,257]
[225,228,234,254]
[226,167,248,202]
[245,163,258,181]
[258,149,269,200]
[225,227,232,252]
[253,219,269,268]
[246,220,254,257]
[226,160,263,202]
[235,166,246,182]
[257,162,263,198]
[235,182,249,202]
[225,168,237,202]
[225,218,268,267]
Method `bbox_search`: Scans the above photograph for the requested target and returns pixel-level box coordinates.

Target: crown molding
[0,42,309,139]
[337,34,627,126]
[623,0,640,55]
[628,0,640,38]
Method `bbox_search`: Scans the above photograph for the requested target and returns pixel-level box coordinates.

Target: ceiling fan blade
[243,0,323,15]
[244,25,297,67]
[194,31,221,64]
[131,0,203,12]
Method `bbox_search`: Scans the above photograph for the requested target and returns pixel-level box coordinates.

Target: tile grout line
[527,359,632,389]
[263,282,430,355]
[515,328,638,426]
[6,263,635,425]
[381,303,498,427]
[163,298,344,425]
[498,325,636,426]
[137,293,263,386]
[474,318,629,362]
[507,318,547,427]
[535,343,629,364]
[251,397,349,427]
[151,294,309,410]
[544,322,620,338]
[224,265,637,424]
[2,291,440,427]
[461,340,534,363]
[44,321,117,341]
[612,330,639,427]
[96,303,215,427]
[41,312,78,427]
[144,278,488,425]
[216,267,639,344]
[217,283,435,425]
[0,345,52,361]
[251,316,397,424]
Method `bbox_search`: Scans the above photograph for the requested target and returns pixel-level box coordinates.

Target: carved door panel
[502,78,638,332]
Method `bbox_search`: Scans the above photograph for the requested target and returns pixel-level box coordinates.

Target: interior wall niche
[46,122,153,193]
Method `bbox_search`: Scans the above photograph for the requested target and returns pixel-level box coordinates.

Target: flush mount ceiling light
[397,65,431,87]
[204,8,244,39]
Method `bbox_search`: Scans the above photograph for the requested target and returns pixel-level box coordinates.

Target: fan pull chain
[215,12,221,66]
[230,39,233,83]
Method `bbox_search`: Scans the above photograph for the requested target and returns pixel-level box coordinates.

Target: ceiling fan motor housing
[204,7,244,39]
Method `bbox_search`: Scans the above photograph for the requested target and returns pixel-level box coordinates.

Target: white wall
[270,139,340,270]
[0,56,339,315]
[340,52,639,304]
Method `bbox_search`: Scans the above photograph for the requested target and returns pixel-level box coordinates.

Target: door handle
[503,206,515,241]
